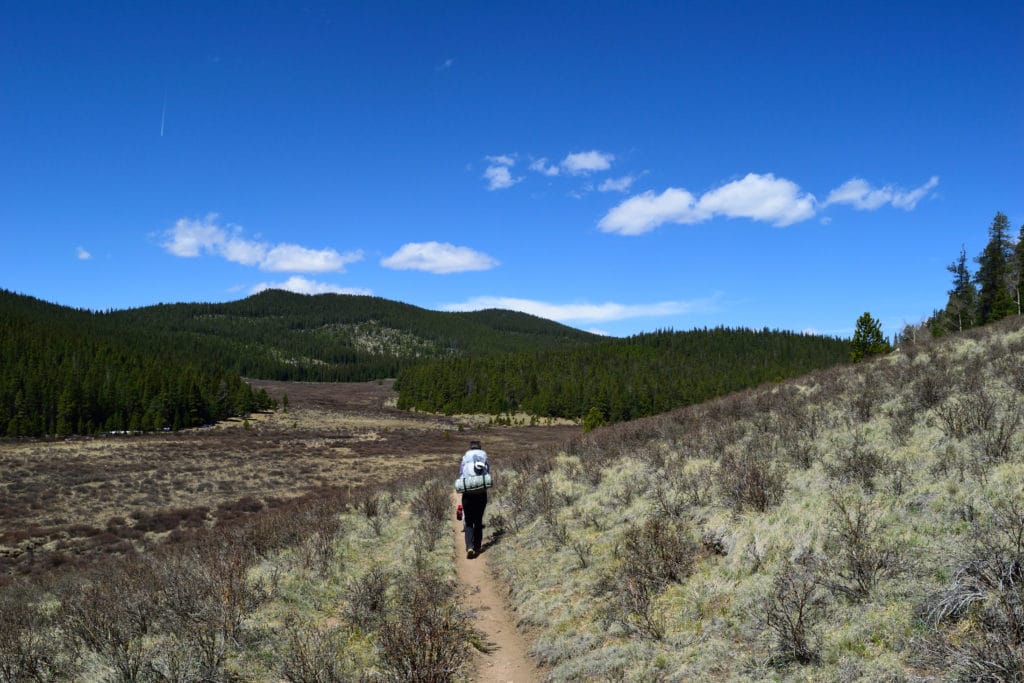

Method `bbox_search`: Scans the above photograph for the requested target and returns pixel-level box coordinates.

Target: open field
[0,378,578,576]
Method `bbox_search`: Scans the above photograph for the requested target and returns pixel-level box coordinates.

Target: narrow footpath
[451,493,540,683]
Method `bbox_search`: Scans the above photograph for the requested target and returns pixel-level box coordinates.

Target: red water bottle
[456,504,463,521]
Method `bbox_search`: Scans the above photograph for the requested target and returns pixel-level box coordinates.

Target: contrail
[160,90,166,137]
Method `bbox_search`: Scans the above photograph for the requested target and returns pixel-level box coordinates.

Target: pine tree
[850,312,890,363]
[975,212,1016,324]
[944,245,978,332]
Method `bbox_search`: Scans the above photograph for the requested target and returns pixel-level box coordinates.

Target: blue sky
[3,1,1022,338]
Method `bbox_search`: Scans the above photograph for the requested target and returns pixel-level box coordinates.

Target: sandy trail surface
[452,493,540,683]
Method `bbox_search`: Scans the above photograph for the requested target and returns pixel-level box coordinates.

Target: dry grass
[484,315,1024,681]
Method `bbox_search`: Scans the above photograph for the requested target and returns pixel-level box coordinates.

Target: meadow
[0,379,572,681]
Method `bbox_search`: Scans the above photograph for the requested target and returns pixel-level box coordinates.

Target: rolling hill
[1,288,850,436]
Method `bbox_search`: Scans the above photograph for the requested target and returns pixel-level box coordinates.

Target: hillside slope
[102,289,602,381]
[484,315,1024,681]
[396,327,850,421]
[0,290,275,436]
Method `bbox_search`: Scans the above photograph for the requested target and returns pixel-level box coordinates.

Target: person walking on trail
[459,440,489,559]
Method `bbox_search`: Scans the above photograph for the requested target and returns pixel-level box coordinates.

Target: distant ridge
[0,288,852,434]
[103,289,602,381]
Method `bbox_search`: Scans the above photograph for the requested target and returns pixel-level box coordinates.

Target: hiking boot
[466,548,476,559]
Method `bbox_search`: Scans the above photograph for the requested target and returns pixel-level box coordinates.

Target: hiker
[459,439,490,558]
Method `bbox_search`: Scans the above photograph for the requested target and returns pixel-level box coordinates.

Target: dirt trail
[452,493,540,683]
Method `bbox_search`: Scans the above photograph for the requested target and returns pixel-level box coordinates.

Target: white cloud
[482,155,521,190]
[381,241,499,274]
[249,276,372,296]
[561,150,614,175]
[484,165,520,190]
[529,158,560,177]
[441,295,714,323]
[824,176,939,211]
[76,246,92,260]
[262,244,363,273]
[163,214,226,257]
[162,214,363,273]
[598,187,702,235]
[220,235,266,266]
[436,58,454,72]
[486,154,515,166]
[696,173,817,226]
[598,175,635,193]
[600,173,817,234]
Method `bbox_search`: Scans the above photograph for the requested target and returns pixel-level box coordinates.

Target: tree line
[394,327,851,422]
[0,291,274,437]
[904,212,1024,341]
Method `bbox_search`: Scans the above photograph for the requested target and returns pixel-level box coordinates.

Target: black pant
[462,490,487,552]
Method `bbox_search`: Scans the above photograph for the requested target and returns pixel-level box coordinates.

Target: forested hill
[0,288,600,436]
[1,288,850,436]
[394,327,851,423]
[101,289,600,381]
[0,291,275,437]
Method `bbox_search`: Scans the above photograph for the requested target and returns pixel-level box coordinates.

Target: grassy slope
[483,316,1024,681]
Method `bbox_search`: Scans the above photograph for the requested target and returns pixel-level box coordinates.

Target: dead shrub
[969,403,1022,468]
[0,580,75,682]
[818,490,899,601]
[595,516,697,641]
[154,539,270,679]
[908,357,950,410]
[409,478,451,552]
[356,492,388,536]
[936,391,998,440]
[764,553,825,666]
[885,402,918,447]
[823,432,889,493]
[500,470,559,535]
[377,564,474,682]
[849,374,883,423]
[59,556,162,681]
[715,446,787,513]
[343,566,392,634]
[923,497,1024,680]
[278,616,354,683]
[566,435,617,486]
[290,498,345,577]
[995,353,1024,394]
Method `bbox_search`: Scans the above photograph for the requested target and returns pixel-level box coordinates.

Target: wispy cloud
[162,214,363,272]
[249,276,372,296]
[441,295,717,323]
[483,155,522,190]
[824,176,939,211]
[561,150,614,175]
[598,175,635,193]
[529,158,560,177]
[599,173,937,235]
[381,241,499,274]
[435,58,454,72]
[76,246,92,260]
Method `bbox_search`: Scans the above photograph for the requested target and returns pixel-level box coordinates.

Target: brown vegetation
[0,378,575,577]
